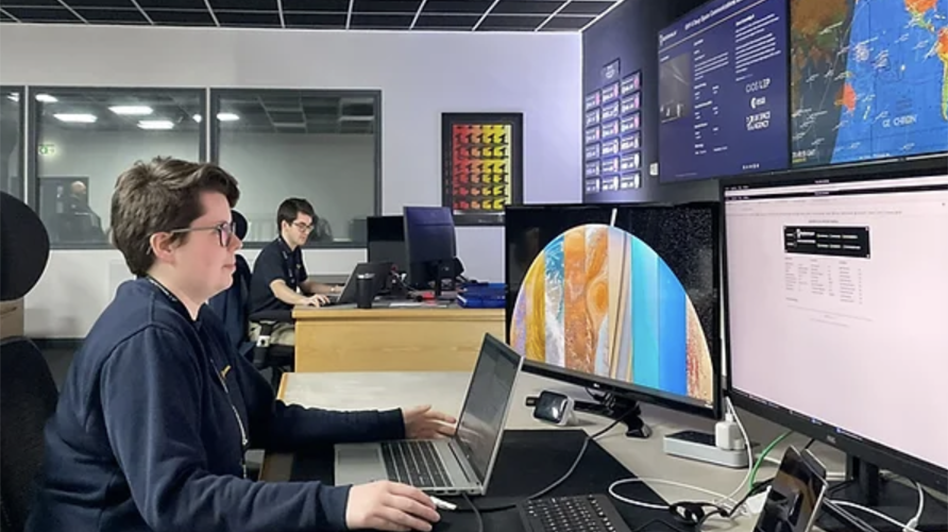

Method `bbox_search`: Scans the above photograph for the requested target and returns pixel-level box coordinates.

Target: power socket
[663,430,750,469]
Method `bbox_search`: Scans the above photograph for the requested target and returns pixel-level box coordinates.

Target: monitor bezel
[720,154,948,490]
[504,201,724,420]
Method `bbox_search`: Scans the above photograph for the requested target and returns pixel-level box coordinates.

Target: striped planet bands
[510,224,714,403]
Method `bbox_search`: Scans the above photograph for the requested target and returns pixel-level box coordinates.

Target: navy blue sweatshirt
[27,278,405,532]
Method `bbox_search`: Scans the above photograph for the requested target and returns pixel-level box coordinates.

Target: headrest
[1,193,50,301]
[233,210,248,241]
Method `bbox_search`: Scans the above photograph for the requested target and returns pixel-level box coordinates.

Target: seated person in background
[27,157,455,532]
[249,197,337,345]
[308,211,334,243]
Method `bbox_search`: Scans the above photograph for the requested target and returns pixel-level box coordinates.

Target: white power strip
[663,430,750,469]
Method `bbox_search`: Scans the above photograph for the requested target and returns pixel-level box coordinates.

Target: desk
[262,371,766,531]
[291,306,505,373]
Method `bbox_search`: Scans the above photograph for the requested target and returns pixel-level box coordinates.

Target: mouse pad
[289,429,678,532]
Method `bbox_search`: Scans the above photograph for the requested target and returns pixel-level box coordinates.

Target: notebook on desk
[334,333,524,496]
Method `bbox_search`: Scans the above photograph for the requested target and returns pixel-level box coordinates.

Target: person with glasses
[27,157,455,532]
[248,197,337,346]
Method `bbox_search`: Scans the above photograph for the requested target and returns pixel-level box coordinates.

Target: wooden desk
[292,305,505,373]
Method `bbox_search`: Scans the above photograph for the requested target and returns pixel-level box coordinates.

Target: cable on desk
[454,406,636,514]
[749,430,791,488]
[461,493,483,532]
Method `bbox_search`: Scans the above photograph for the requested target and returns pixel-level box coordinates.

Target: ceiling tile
[3,6,81,21]
[558,0,610,15]
[283,11,344,26]
[148,8,215,24]
[422,0,490,14]
[412,13,475,29]
[353,0,419,12]
[475,14,543,30]
[0,0,61,6]
[215,10,281,25]
[349,12,410,28]
[268,111,306,123]
[490,0,559,15]
[136,0,206,8]
[538,13,590,29]
[76,7,149,21]
[209,0,277,10]
[282,0,348,11]
[62,0,137,7]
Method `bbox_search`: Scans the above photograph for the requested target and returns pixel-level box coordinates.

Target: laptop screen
[454,335,523,484]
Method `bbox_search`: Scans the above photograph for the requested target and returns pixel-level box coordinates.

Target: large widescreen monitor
[790,0,948,167]
[724,158,948,493]
[505,203,721,418]
[658,0,790,182]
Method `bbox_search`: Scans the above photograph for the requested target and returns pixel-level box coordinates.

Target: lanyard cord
[145,276,249,478]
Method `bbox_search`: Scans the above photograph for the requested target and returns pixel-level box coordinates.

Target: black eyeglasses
[168,221,237,247]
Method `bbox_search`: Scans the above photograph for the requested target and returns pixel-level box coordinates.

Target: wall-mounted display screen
[658,0,790,182]
[790,0,948,167]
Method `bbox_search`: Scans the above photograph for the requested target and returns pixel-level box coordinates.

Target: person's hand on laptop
[403,405,457,439]
[346,480,440,531]
[302,294,330,307]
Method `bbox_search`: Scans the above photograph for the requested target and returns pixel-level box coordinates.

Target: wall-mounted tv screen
[658,0,791,182]
[789,0,948,167]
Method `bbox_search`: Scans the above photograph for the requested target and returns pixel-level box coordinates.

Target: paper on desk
[388,302,425,307]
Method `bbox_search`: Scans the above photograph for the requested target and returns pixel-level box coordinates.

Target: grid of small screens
[583,61,645,199]
[657,0,948,182]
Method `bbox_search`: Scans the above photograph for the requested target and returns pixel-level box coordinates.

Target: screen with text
[658,0,789,182]
[725,173,948,471]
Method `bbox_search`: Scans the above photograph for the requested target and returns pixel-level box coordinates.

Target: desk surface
[276,371,767,531]
[292,305,504,320]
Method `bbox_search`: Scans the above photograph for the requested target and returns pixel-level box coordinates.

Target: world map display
[791,0,948,167]
[508,224,715,404]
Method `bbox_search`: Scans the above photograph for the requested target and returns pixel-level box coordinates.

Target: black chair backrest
[0,337,58,532]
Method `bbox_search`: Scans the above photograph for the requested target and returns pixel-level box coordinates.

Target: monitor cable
[454,405,637,515]
[607,396,756,530]
[825,481,925,532]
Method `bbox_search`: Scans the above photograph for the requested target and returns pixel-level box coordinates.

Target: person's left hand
[403,405,457,439]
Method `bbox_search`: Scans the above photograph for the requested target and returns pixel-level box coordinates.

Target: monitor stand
[576,390,651,439]
[819,458,946,532]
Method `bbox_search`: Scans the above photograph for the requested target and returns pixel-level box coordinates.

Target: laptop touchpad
[337,446,387,484]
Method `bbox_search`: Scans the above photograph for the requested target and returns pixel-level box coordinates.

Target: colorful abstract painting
[509,224,714,403]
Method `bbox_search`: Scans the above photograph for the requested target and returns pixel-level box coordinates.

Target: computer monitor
[403,206,458,298]
[367,215,407,272]
[723,158,948,525]
[505,202,721,426]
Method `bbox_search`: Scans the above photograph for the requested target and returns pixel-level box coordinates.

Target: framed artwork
[442,113,523,225]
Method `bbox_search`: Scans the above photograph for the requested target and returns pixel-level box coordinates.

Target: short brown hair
[111,157,240,277]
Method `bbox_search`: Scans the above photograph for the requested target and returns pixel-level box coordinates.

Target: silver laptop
[334,333,524,496]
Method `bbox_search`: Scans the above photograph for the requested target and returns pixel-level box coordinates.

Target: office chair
[207,210,294,391]
[0,338,58,532]
[0,192,54,532]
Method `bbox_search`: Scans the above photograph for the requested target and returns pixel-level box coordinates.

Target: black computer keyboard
[381,440,452,488]
[518,494,633,532]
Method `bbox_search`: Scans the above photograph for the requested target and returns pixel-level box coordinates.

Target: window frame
[209,88,382,250]
[27,86,208,250]
[0,85,26,201]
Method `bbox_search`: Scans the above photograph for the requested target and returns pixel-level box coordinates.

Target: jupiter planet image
[510,224,714,403]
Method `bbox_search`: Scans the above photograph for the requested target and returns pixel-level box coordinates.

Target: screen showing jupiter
[507,206,717,407]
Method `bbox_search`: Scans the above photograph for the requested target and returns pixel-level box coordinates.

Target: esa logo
[746,110,771,131]
[750,96,766,110]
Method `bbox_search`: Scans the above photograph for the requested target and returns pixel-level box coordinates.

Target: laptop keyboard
[381,441,453,488]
